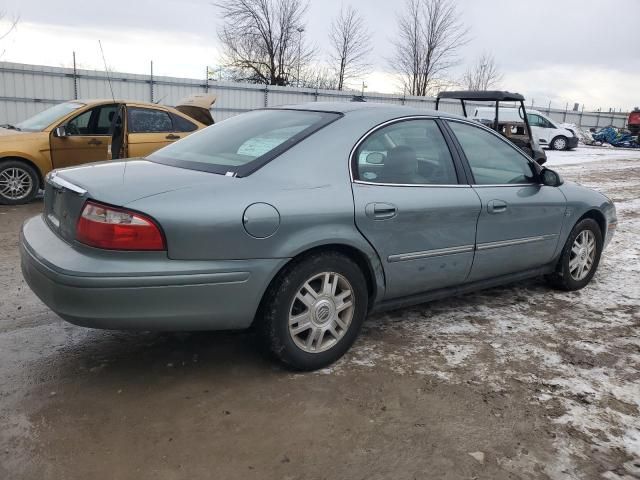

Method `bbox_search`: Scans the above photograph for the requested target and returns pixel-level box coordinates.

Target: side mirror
[540,168,563,187]
[54,126,67,138]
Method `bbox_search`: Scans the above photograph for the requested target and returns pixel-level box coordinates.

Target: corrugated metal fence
[0,61,629,129]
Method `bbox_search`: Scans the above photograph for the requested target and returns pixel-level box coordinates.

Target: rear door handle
[87,139,103,146]
[165,134,180,140]
[365,202,397,220]
[487,199,508,214]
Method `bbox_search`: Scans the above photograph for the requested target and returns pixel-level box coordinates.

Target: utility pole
[150,61,154,103]
[72,51,78,100]
[296,27,305,87]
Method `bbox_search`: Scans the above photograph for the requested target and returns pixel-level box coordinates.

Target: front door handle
[165,134,180,140]
[87,139,103,146]
[365,202,397,220]
[487,199,508,214]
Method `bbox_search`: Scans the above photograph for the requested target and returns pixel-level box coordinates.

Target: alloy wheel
[554,137,567,150]
[569,230,596,281]
[0,167,33,201]
[288,272,355,353]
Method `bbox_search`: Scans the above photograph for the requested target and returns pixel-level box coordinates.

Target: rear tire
[551,136,568,151]
[259,252,368,371]
[546,218,603,291]
[0,160,39,205]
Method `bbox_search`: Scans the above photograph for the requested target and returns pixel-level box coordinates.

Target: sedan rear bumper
[20,215,287,331]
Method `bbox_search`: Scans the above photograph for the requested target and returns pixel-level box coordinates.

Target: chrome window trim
[388,244,475,263]
[476,234,557,251]
[47,172,87,195]
[348,115,466,188]
[472,183,540,188]
[354,180,470,188]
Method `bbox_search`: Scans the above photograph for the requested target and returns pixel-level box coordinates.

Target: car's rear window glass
[148,109,340,177]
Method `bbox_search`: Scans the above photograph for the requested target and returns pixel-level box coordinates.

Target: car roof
[271,101,462,119]
[437,90,525,102]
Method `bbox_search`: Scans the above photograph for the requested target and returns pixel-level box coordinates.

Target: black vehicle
[436,90,547,165]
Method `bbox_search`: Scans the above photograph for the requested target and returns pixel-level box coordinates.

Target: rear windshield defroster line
[148,109,343,177]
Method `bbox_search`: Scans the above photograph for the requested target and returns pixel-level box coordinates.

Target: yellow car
[0,95,215,204]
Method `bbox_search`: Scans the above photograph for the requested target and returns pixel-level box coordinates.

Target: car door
[527,113,552,146]
[351,118,481,299]
[446,120,566,282]
[49,104,118,169]
[126,107,181,158]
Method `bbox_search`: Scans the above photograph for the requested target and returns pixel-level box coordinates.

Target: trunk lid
[174,94,216,126]
[44,159,223,243]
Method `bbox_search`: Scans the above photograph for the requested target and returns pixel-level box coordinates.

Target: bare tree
[214,0,313,86]
[297,65,339,90]
[328,5,372,90]
[0,11,19,57]
[391,0,468,96]
[462,52,503,90]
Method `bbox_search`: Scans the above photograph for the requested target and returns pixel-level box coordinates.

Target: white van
[473,107,578,150]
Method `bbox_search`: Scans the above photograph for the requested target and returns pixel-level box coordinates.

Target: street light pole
[296,27,305,87]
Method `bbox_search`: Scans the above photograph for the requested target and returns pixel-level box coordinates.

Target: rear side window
[128,108,173,133]
[149,109,340,177]
[448,121,536,185]
[353,119,458,185]
[171,113,198,132]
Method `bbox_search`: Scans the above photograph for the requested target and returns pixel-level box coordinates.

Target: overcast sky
[1,0,639,111]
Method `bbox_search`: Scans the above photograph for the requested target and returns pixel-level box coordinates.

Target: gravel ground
[0,147,638,480]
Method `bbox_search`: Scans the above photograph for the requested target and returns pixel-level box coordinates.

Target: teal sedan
[20,102,617,370]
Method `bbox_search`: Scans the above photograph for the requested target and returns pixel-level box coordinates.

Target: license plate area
[46,186,64,229]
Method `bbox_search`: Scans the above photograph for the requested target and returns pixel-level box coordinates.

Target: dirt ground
[1,148,639,480]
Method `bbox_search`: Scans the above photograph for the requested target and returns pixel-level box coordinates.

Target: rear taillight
[76,201,165,251]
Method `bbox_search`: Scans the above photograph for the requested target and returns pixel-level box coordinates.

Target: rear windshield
[149,109,340,176]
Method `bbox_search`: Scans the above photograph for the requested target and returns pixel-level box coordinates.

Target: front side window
[64,104,118,136]
[65,109,92,135]
[539,116,556,129]
[128,108,173,133]
[448,121,537,185]
[527,114,543,127]
[353,119,458,185]
[149,109,340,176]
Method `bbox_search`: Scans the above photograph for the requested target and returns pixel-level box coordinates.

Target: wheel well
[253,244,379,326]
[0,156,44,188]
[578,209,606,236]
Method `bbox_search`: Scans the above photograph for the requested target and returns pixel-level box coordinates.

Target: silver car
[20,103,617,370]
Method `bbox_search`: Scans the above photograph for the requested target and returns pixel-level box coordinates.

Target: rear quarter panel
[126,111,400,299]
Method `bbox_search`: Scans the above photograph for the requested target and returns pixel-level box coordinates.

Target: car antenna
[155,94,168,105]
[98,40,116,104]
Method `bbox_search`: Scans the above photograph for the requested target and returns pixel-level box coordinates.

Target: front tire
[546,218,603,291]
[0,160,39,205]
[551,136,568,151]
[259,252,368,371]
